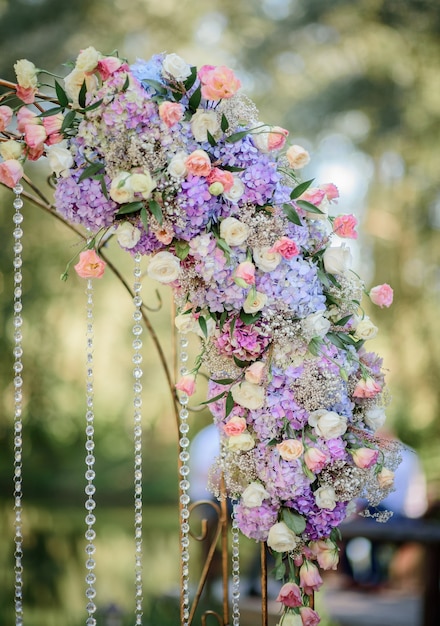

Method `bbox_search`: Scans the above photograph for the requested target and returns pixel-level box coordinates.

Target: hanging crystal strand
[178,333,191,626]
[132,253,144,625]
[12,183,24,626]
[84,278,98,626]
[231,505,241,626]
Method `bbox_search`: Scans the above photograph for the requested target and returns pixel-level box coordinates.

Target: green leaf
[116,201,144,215]
[174,240,190,260]
[200,391,226,405]
[219,310,228,331]
[334,314,353,326]
[290,178,314,200]
[188,84,202,111]
[282,203,303,226]
[330,527,342,543]
[121,74,130,92]
[148,199,163,225]
[61,109,76,133]
[38,106,65,117]
[54,80,69,108]
[140,206,149,233]
[142,78,168,95]
[273,560,286,581]
[296,199,324,214]
[91,174,109,199]
[326,332,346,350]
[282,509,306,535]
[221,113,229,132]
[183,66,197,91]
[225,129,249,143]
[225,391,235,418]
[222,165,245,173]
[198,316,208,339]
[215,237,232,258]
[308,337,322,357]
[78,162,105,182]
[211,378,235,385]
[239,310,261,325]
[233,356,251,369]
[78,80,87,109]
[207,130,217,146]
[81,98,104,112]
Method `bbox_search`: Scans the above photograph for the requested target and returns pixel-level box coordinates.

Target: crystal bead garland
[12,183,24,626]
[178,333,191,626]
[231,506,241,626]
[132,253,144,625]
[84,278,98,626]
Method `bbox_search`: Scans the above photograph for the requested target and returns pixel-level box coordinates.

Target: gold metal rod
[261,543,268,626]
[220,482,229,626]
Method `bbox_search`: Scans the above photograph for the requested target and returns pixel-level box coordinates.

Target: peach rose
[286,144,310,169]
[74,249,106,279]
[175,374,196,396]
[159,101,184,128]
[333,214,358,239]
[0,105,13,132]
[377,467,394,490]
[353,376,382,398]
[198,64,241,100]
[351,447,379,469]
[24,123,47,150]
[207,167,234,192]
[277,439,304,461]
[223,416,247,437]
[0,159,24,188]
[244,361,265,384]
[304,447,327,473]
[309,539,339,570]
[185,149,212,177]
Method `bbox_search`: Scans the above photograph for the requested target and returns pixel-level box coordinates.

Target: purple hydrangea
[234,500,279,542]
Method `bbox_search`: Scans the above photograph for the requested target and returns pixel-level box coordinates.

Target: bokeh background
[1,0,439,624]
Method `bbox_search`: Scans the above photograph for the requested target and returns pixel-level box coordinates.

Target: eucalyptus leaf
[78,162,105,182]
[140,206,149,232]
[188,84,202,111]
[289,178,314,200]
[225,391,235,418]
[225,129,249,143]
[296,199,324,214]
[174,240,190,260]
[61,110,76,133]
[116,201,144,215]
[221,113,229,132]
[78,80,87,109]
[239,310,261,325]
[198,316,208,339]
[54,80,69,108]
[148,199,163,225]
[282,203,302,226]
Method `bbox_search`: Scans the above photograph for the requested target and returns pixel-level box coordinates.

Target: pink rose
[74,249,106,279]
[16,85,37,104]
[175,374,196,396]
[223,416,247,437]
[198,64,241,100]
[299,188,326,206]
[303,447,327,473]
[275,582,302,608]
[245,361,265,384]
[320,182,339,201]
[267,126,289,151]
[207,167,234,192]
[26,145,45,161]
[42,113,63,136]
[269,236,299,260]
[369,283,393,308]
[300,606,321,626]
[0,159,24,188]
[24,123,47,150]
[0,105,13,132]
[353,376,382,398]
[299,560,323,595]
[234,261,255,287]
[17,107,39,133]
[185,149,212,177]
[333,214,358,239]
[351,447,379,469]
[159,101,184,128]
[97,57,126,80]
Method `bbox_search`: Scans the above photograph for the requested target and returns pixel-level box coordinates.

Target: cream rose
[14,59,38,88]
[286,144,311,169]
[353,316,378,341]
[377,467,394,490]
[75,46,101,72]
[109,171,133,203]
[116,222,141,249]
[147,251,181,284]
[129,171,156,199]
[227,431,255,452]
[46,142,74,177]
[223,176,245,203]
[323,244,353,275]
[241,482,270,508]
[245,361,265,385]
[230,381,265,410]
[314,485,337,510]
[267,521,300,552]
[277,439,304,461]
[190,109,220,142]
[64,68,98,104]
[308,409,348,439]
[0,140,24,161]
[302,311,331,339]
[162,53,192,81]
[174,313,196,334]
[253,246,282,272]
[243,290,267,314]
[220,217,249,246]
[168,151,188,178]
[364,406,386,432]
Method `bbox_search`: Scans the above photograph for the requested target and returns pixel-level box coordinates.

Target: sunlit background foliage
[1,0,439,624]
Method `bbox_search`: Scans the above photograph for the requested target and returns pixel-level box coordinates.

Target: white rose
[109,171,134,203]
[75,46,101,72]
[190,109,220,142]
[323,244,352,275]
[46,142,74,177]
[129,171,156,199]
[223,176,245,203]
[168,152,188,178]
[251,124,272,153]
[162,53,192,81]
[194,317,216,339]
[220,217,249,246]
[286,144,311,170]
[308,409,347,439]
[364,406,386,432]
[315,485,337,510]
[174,313,196,334]
[64,68,98,105]
[243,290,267,314]
[147,251,181,284]
[302,311,331,339]
[0,140,24,161]
[228,432,255,452]
[14,59,38,88]
[116,222,141,249]
[267,521,300,552]
[353,316,378,341]
[231,381,265,410]
[253,246,282,272]
[241,482,270,508]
